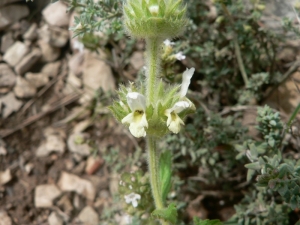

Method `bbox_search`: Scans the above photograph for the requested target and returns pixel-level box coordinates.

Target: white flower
[180,67,195,98]
[121,92,148,138]
[163,39,175,46]
[124,192,141,208]
[165,68,195,133]
[175,51,186,61]
[165,101,190,133]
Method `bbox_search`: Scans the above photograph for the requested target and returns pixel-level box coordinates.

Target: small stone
[35,184,62,208]
[13,76,36,98]
[85,156,104,175]
[36,133,65,157]
[0,140,7,156]
[15,48,42,75]
[0,4,29,30]
[42,2,70,27]
[23,23,38,40]
[41,61,61,78]
[82,51,115,101]
[49,27,69,48]
[1,32,14,53]
[48,212,63,225]
[3,41,29,67]
[0,64,16,88]
[0,210,12,225]
[130,51,144,70]
[58,172,96,200]
[0,146,7,156]
[73,119,92,133]
[67,133,91,156]
[57,194,73,214]
[0,169,12,185]
[25,72,49,88]
[78,206,99,225]
[0,92,23,118]
[38,40,61,63]
[24,163,34,174]
[68,52,84,76]
[63,72,82,95]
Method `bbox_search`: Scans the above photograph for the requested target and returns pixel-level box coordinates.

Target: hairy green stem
[146,38,162,104]
[147,136,168,225]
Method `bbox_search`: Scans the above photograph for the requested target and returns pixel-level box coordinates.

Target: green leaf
[159,151,172,202]
[152,203,177,224]
[245,162,260,170]
[193,217,223,225]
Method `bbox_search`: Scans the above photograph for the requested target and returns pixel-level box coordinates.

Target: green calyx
[123,0,187,39]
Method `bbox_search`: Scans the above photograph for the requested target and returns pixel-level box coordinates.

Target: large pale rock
[68,52,84,76]
[81,51,115,102]
[39,24,69,48]
[0,210,12,225]
[48,212,64,225]
[0,64,16,88]
[3,41,29,67]
[41,61,61,78]
[15,48,42,75]
[0,92,23,118]
[42,2,70,27]
[1,32,14,53]
[63,72,82,95]
[25,72,49,88]
[67,133,90,156]
[13,76,36,98]
[0,4,29,30]
[23,23,38,40]
[78,206,99,225]
[38,40,61,62]
[58,172,96,200]
[35,184,62,208]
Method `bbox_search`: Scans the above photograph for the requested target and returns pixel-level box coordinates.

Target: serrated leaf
[152,203,177,224]
[159,151,172,202]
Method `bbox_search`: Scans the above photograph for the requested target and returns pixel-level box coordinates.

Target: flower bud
[123,0,187,39]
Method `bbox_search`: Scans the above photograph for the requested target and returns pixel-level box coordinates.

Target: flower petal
[180,67,195,98]
[126,92,146,111]
[170,101,190,114]
[121,112,134,124]
[168,113,185,134]
[175,52,186,61]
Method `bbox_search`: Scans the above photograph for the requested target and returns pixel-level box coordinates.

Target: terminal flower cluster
[109,67,195,138]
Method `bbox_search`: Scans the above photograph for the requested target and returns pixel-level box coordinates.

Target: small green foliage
[159,151,172,203]
[152,203,178,224]
[193,217,222,225]
[256,105,283,149]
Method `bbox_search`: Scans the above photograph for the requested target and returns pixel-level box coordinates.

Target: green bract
[123,0,187,39]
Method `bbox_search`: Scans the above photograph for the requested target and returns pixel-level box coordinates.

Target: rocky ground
[0,1,143,224]
[1,1,300,225]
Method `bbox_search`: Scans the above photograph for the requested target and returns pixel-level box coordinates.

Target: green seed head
[123,0,187,39]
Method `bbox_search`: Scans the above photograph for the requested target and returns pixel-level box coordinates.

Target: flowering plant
[108,0,196,224]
